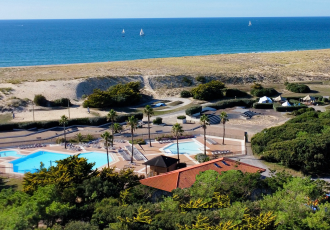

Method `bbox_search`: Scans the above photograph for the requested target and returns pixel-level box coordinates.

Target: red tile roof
[140,157,265,192]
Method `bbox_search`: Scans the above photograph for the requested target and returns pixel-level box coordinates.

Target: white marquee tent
[281,101,292,107]
[258,96,273,103]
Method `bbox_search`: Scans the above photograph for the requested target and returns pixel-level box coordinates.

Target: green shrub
[180,90,192,98]
[153,117,163,125]
[250,88,278,97]
[223,88,249,97]
[208,99,255,110]
[285,82,310,93]
[194,153,210,163]
[253,103,273,109]
[323,97,329,102]
[190,80,225,100]
[185,106,202,116]
[34,94,48,106]
[51,98,71,107]
[83,82,141,108]
[251,83,263,89]
[177,115,186,119]
[196,76,207,83]
[290,107,315,116]
[129,138,146,145]
[274,105,307,112]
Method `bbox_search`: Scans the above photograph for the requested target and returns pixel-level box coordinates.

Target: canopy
[258,96,273,103]
[302,95,315,101]
[273,96,285,102]
[281,101,291,107]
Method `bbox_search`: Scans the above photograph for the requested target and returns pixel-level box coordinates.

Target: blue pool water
[0,150,24,158]
[10,151,112,174]
[164,141,202,155]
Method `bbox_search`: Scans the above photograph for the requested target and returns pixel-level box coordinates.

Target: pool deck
[0,135,245,177]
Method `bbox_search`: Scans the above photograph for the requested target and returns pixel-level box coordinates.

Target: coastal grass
[0,113,12,124]
[1,49,330,83]
[261,160,304,177]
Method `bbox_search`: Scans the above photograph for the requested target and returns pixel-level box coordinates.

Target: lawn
[0,113,12,124]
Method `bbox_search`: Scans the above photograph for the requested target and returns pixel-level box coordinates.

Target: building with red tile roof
[140,157,265,192]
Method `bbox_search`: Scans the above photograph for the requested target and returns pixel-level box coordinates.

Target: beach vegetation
[196,76,207,83]
[191,80,225,100]
[208,99,255,109]
[222,88,249,97]
[83,82,141,108]
[168,101,183,106]
[180,90,192,98]
[285,82,310,93]
[250,84,278,97]
[152,117,163,125]
[0,87,13,95]
[34,94,47,106]
[252,110,330,175]
[185,105,202,116]
[182,76,193,86]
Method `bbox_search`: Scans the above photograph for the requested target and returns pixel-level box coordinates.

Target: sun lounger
[206,138,218,145]
[119,150,131,161]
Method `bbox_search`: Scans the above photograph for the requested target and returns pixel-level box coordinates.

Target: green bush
[190,80,225,100]
[194,153,210,163]
[253,103,273,109]
[177,116,186,119]
[180,90,191,98]
[185,106,202,116]
[290,107,315,116]
[208,99,255,110]
[323,97,329,102]
[129,138,146,145]
[153,117,163,125]
[196,76,207,83]
[83,82,141,108]
[51,98,71,107]
[285,82,310,93]
[250,88,278,97]
[274,105,307,112]
[34,94,48,106]
[223,88,249,97]
[251,110,330,174]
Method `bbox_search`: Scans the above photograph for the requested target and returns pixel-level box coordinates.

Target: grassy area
[0,87,13,95]
[168,101,183,106]
[1,49,330,83]
[262,161,304,177]
[0,113,12,124]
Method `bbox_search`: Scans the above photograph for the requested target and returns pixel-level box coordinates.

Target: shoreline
[1,48,330,69]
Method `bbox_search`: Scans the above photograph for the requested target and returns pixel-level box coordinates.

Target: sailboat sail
[248,21,252,26]
[122,29,125,34]
[140,29,144,36]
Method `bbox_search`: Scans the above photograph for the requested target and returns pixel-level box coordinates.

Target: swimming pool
[0,150,24,158]
[163,141,203,155]
[10,151,112,174]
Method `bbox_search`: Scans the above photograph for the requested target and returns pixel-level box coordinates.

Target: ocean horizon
[1,17,330,67]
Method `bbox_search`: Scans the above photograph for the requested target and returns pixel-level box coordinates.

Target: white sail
[122,29,125,34]
[248,21,252,26]
[140,29,144,36]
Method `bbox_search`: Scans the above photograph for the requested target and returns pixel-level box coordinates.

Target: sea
[1,17,330,67]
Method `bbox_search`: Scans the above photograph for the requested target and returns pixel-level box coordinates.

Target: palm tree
[219,112,229,145]
[59,115,69,149]
[101,131,112,168]
[107,109,118,147]
[200,114,210,155]
[126,116,138,163]
[144,105,154,147]
[113,123,123,134]
[172,123,184,163]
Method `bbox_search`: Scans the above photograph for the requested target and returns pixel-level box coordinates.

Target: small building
[258,96,273,104]
[140,158,265,192]
[143,155,179,177]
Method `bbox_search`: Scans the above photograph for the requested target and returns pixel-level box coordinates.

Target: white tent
[281,101,291,107]
[273,96,286,102]
[302,95,315,102]
[258,96,273,103]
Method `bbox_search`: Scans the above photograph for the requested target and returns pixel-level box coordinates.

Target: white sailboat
[122,29,125,37]
[248,21,252,26]
[140,29,144,36]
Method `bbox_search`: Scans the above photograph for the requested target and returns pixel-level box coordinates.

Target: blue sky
[1,0,329,19]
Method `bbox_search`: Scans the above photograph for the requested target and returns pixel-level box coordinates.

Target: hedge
[153,117,163,125]
[285,82,310,93]
[180,90,191,98]
[250,88,278,97]
[177,116,186,119]
[208,99,256,110]
[223,88,249,97]
[185,106,202,116]
[0,113,143,132]
[253,103,274,109]
[274,105,307,112]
